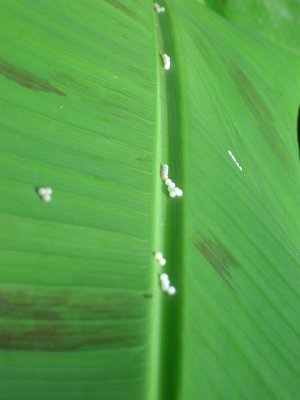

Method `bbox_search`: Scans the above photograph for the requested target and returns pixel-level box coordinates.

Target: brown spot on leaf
[103,0,136,19]
[0,58,65,96]
[194,234,239,292]
[136,157,148,163]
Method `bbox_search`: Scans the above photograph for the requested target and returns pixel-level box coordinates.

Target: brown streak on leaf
[230,61,290,167]
[194,234,238,292]
[0,59,65,96]
[0,325,137,351]
[103,0,136,19]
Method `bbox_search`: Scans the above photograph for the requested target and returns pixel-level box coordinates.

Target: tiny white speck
[159,257,166,266]
[45,187,53,196]
[169,190,176,198]
[167,286,176,296]
[155,251,163,261]
[165,178,172,186]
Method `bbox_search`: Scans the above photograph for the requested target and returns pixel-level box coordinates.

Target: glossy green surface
[0,1,299,399]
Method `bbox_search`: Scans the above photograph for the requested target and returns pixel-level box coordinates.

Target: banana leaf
[0,1,299,399]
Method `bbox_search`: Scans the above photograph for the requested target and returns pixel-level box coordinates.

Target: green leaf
[0,1,299,399]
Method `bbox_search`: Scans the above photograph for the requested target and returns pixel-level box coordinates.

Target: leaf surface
[0,1,299,399]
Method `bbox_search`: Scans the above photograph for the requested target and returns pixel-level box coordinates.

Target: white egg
[159,257,166,266]
[169,190,176,198]
[38,187,47,197]
[45,187,53,196]
[167,286,176,296]
[160,273,169,282]
[161,280,170,291]
[154,2,165,13]
[155,251,163,261]
[175,188,183,197]
[162,54,171,70]
[43,194,52,202]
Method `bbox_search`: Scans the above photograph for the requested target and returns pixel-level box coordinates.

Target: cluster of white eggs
[161,164,183,198]
[154,251,166,266]
[37,187,53,202]
[154,252,176,296]
[161,53,171,70]
[153,2,165,13]
[160,273,176,296]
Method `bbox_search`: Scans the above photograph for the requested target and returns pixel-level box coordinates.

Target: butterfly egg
[158,257,166,266]
[155,251,163,261]
[162,54,171,70]
[164,60,170,70]
[160,273,169,283]
[38,187,47,197]
[167,286,176,296]
[45,187,53,196]
[161,280,170,292]
[169,189,176,198]
[165,178,172,186]
[43,193,52,202]
[161,165,169,180]
[175,187,183,197]
[168,182,176,190]
[161,165,168,174]
[154,2,165,13]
